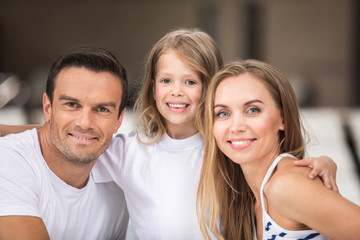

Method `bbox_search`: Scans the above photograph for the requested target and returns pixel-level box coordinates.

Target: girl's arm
[294,155,338,192]
[0,124,41,137]
[268,163,360,240]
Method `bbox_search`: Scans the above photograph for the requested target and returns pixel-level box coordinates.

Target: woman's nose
[230,115,246,133]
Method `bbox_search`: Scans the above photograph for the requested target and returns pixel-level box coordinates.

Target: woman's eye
[248,107,260,114]
[216,111,229,118]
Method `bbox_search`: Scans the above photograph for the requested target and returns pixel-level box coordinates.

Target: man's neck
[37,127,95,189]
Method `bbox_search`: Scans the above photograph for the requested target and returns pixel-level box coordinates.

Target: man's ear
[43,93,52,123]
[114,108,126,134]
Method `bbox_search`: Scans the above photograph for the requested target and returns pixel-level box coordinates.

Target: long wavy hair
[133,28,223,143]
[197,59,306,239]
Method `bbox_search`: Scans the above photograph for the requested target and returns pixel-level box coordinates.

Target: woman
[197,60,360,239]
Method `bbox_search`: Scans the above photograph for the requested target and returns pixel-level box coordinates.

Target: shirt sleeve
[93,133,128,186]
[0,144,41,217]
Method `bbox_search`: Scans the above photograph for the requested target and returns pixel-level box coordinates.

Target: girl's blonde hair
[197,60,306,239]
[134,28,223,143]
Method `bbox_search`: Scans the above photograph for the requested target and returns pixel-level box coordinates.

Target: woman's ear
[279,121,285,131]
[279,111,285,131]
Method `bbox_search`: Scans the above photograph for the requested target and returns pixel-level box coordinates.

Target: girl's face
[212,73,284,165]
[153,50,202,139]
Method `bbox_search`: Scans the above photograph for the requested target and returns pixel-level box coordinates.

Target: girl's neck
[167,128,198,139]
[166,123,198,139]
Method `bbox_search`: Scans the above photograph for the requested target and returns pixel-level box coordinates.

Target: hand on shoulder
[264,157,326,226]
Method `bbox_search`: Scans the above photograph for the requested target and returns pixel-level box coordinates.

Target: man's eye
[98,107,110,113]
[66,102,78,108]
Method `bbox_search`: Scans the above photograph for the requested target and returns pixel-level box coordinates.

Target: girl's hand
[293,155,338,192]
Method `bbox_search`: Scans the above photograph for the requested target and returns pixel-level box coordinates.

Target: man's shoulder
[0,129,38,151]
[0,129,42,170]
[0,128,37,143]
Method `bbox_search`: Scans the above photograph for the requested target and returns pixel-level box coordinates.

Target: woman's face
[212,73,284,165]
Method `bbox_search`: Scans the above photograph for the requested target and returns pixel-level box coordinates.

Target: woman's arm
[268,162,360,240]
[294,155,338,192]
[0,124,41,137]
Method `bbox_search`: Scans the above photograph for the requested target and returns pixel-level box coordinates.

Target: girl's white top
[94,131,214,239]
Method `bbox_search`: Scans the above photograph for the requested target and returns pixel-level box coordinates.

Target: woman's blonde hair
[197,59,306,239]
[134,28,223,143]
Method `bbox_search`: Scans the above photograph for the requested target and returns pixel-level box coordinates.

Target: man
[0,47,129,239]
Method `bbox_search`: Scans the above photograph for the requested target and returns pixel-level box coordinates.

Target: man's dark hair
[46,47,128,117]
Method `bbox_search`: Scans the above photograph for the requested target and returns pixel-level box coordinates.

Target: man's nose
[75,108,94,130]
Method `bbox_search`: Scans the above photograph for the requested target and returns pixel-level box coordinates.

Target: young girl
[100,28,224,239]
[197,60,360,239]
[0,29,338,239]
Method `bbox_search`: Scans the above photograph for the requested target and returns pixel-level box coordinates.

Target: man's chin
[65,153,98,166]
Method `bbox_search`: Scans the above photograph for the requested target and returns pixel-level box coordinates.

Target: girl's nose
[171,83,184,97]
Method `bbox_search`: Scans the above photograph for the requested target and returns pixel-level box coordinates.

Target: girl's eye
[185,80,196,85]
[248,107,260,114]
[160,78,171,84]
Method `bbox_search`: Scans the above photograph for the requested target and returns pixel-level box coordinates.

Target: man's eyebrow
[59,94,117,108]
[59,94,79,102]
[94,102,117,109]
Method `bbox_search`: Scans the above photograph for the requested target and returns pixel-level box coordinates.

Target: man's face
[43,67,123,165]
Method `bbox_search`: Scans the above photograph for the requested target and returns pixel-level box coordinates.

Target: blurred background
[0,0,359,225]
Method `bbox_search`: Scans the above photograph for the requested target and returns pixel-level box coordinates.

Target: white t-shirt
[0,129,129,240]
[94,131,209,240]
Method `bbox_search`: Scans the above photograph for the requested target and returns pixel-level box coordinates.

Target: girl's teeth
[169,104,186,108]
[231,140,252,145]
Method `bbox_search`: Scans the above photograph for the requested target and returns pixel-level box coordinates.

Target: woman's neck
[241,151,279,201]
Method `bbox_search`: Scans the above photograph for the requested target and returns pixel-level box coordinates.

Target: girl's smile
[153,50,203,139]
